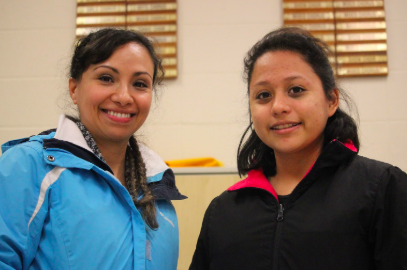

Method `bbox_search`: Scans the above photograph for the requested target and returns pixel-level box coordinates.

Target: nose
[271,93,291,116]
[111,83,133,106]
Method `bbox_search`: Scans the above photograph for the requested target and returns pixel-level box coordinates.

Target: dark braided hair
[69,28,163,228]
[237,27,359,178]
[127,136,158,229]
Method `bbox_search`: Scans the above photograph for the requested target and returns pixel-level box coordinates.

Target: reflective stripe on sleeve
[28,166,66,226]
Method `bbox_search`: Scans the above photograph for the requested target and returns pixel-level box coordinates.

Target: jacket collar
[1,115,170,184]
[1,115,184,200]
[228,169,278,199]
[228,140,357,201]
[47,115,171,183]
[53,115,93,152]
[138,143,170,183]
[49,115,183,200]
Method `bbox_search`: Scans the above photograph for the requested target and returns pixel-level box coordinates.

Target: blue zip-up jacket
[0,115,186,270]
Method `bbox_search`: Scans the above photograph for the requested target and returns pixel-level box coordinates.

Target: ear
[68,78,78,105]
[327,89,339,117]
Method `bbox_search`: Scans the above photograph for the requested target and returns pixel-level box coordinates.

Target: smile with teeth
[106,110,132,118]
[271,123,301,130]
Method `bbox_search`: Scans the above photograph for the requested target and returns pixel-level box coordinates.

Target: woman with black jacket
[189,27,407,270]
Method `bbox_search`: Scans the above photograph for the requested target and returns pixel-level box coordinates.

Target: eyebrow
[94,65,153,80]
[253,75,307,86]
[284,75,305,82]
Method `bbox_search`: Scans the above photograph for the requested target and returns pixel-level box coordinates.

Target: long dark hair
[69,28,163,228]
[237,27,359,177]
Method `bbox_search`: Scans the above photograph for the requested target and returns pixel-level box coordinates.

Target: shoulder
[1,137,46,166]
[0,135,56,187]
[352,155,392,170]
[346,155,396,180]
[0,137,55,218]
[342,155,407,194]
[1,132,55,160]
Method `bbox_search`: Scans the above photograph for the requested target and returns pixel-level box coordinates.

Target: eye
[133,81,148,88]
[256,92,271,100]
[99,75,113,83]
[288,86,305,95]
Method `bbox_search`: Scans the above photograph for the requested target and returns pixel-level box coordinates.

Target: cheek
[77,87,100,106]
[138,94,153,113]
[250,106,261,123]
[75,93,90,113]
[251,112,267,136]
[310,102,330,126]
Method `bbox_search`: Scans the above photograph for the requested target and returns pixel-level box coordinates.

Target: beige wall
[173,173,241,270]
[1,1,407,170]
[1,0,407,269]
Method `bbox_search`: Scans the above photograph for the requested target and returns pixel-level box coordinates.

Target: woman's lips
[106,110,132,119]
[102,109,134,123]
[271,122,301,130]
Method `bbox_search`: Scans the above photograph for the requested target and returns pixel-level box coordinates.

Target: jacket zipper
[277,204,284,221]
[273,203,284,269]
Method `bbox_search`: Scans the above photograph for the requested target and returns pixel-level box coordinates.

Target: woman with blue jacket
[0,28,185,270]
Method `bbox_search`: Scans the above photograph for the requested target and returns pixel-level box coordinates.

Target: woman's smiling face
[249,50,339,157]
[69,42,154,146]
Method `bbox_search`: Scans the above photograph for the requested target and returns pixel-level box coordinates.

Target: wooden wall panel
[75,0,178,79]
[172,174,241,270]
[283,0,388,77]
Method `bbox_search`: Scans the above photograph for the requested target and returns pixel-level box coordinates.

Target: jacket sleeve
[0,145,48,270]
[189,198,217,270]
[371,166,407,269]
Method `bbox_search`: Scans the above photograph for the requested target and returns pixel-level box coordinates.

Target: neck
[270,140,323,195]
[95,139,128,186]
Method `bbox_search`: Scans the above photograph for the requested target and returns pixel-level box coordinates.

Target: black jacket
[190,141,407,270]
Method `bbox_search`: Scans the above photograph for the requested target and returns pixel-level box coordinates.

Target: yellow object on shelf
[165,157,223,167]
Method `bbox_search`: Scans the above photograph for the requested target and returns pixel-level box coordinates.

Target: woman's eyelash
[289,86,305,94]
[255,87,304,99]
[256,92,271,99]
[134,81,148,88]
[99,75,113,83]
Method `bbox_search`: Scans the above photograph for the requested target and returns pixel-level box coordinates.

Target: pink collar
[228,169,279,201]
[227,167,312,202]
[337,139,357,152]
[228,140,358,200]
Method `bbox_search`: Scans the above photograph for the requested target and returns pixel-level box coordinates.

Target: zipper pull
[277,204,284,221]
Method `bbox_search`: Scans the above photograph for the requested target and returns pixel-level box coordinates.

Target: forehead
[249,51,323,92]
[250,50,320,86]
[82,41,155,80]
[110,42,152,62]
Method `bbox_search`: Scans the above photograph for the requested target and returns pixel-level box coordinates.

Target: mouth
[103,110,135,119]
[271,123,301,130]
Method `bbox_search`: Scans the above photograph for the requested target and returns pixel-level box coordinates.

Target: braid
[128,136,158,229]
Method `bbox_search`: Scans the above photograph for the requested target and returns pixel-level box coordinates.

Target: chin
[269,142,304,155]
[104,131,134,143]
[273,147,299,155]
